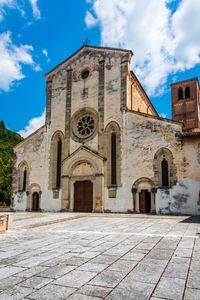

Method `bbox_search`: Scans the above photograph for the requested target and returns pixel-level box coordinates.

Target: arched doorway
[32,192,39,211]
[74,181,93,212]
[132,177,156,213]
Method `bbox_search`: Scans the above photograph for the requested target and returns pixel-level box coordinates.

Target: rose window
[77,115,95,137]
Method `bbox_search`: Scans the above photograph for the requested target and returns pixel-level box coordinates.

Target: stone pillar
[98,60,105,155]
[26,191,31,211]
[94,174,104,213]
[131,188,137,212]
[151,188,157,213]
[6,213,13,230]
[121,55,129,112]
[64,69,72,157]
[45,80,52,126]
[61,176,70,211]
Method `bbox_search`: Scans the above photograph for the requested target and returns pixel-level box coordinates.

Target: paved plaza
[0,213,200,300]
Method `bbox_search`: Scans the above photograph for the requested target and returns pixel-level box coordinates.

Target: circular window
[71,108,98,142]
[77,115,95,137]
[81,70,90,80]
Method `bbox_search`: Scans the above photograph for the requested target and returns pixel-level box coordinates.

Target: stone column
[151,188,157,213]
[45,80,52,126]
[94,174,104,213]
[98,60,105,155]
[131,188,137,212]
[61,175,70,211]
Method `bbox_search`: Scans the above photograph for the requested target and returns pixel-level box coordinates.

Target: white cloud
[86,0,200,96]
[42,48,50,62]
[159,112,167,118]
[0,31,40,91]
[18,111,45,138]
[29,0,40,19]
[85,10,97,27]
[0,0,14,21]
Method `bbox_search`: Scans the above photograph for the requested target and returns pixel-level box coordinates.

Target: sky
[0,0,200,137]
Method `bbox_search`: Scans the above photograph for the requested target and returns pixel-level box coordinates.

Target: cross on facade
[83,38,91,45]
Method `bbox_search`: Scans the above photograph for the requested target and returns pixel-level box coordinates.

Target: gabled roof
[45,45,133,76]
[62,145,107,163]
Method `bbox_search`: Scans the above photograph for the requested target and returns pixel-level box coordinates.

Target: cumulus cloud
[86,0,200,96]
[29,0,40,19]
[42,48,50,62]
[18,110,45,138]
[0,31,40,91]
[0,0,41,21]
[85,10,97,27]
[0,0,14,21]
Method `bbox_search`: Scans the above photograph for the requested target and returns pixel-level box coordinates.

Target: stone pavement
[0,213,200,300]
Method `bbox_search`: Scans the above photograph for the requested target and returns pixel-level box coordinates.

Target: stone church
[12,45,200,215]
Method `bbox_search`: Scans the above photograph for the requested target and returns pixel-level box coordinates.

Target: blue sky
[0,0,200,137]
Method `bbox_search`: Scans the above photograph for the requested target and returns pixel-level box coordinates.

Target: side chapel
[12,45,200,215]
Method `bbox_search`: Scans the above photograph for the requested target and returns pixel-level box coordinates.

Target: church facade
[12,46,200,215]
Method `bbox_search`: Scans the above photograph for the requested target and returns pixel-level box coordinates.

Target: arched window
[17,161,29,192]
[161,158,169,187]
[104,122,121,190]
[185,87,190,98]
[49,131,64,190]
[111,132,117,185]
[56,139,62,188]
[153,148,177,188]
[178,88,183,100]
[23,169,27,191]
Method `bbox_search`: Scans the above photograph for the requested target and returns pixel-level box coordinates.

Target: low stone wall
[0,214,13,233]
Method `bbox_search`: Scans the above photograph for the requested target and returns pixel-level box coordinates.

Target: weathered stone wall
[104,111,184,212]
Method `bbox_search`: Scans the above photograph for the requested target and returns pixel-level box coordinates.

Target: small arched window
[185,87,190,98]
[23,169,27,191]
[56,139,62,188]
[161,158,169,187]
[178,88,183,100]
[111,132,117,185]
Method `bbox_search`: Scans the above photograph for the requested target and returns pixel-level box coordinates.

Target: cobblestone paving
[0,213,200,299]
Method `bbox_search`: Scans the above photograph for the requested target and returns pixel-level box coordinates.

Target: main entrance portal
[74,181,93,212]
[139,190,151,213]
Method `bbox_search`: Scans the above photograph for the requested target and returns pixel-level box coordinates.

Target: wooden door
[139,190,146,213]
[74,181,93,212]
[32,193,39,211]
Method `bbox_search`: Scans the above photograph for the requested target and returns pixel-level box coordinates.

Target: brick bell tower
[171,78,200,132]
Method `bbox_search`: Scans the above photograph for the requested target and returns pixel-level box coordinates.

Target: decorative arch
[153,147,177,187]
[49,130,64,190]
[104,121,121,190]
[17,160,29,192]
[132,177,154,189]
[69,159,96,178]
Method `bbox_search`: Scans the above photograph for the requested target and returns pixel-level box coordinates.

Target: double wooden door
[74,181,93,212]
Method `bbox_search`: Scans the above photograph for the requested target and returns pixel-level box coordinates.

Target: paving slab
[0,212,199,300]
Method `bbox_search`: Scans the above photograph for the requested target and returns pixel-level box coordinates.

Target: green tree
[0,121,23,205]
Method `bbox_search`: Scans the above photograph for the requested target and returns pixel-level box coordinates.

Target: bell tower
[171,78,200,131]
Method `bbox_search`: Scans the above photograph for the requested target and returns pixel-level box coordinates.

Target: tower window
[161,158,169,187]
[111,132,117,185]
[185,87,190,98]
[56,139,62,188]
[178,88,183,100]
